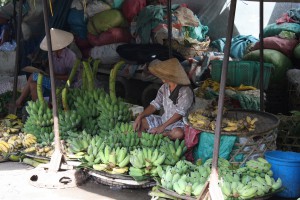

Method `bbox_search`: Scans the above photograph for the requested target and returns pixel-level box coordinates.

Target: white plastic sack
[86,1,111,18]
[90,43,125,64]
[71,0,86,10]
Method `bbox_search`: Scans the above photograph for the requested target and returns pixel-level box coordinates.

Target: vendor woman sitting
[133,58,194,140]
[15,28,77,108]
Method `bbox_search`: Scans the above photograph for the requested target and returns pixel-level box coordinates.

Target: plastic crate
[253,62,274,90]
[210,60,273,90]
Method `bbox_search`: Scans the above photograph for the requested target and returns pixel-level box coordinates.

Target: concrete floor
[0,162,150,200]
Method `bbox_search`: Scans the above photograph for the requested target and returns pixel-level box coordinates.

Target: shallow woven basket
[89,170,156,189]
[186,109,280,166]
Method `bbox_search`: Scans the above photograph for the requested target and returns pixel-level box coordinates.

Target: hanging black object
[116,44,185,64]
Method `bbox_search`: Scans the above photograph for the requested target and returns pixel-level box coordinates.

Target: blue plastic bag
[193,131,237,163]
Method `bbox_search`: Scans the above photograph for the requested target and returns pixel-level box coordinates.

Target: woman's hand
[133,115,143,132]
[149,124,165,134]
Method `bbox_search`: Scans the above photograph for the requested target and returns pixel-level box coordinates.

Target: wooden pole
[42,0,63,172]
[209,0,237,199]
[11,0,23,114]
[259,0,264,111]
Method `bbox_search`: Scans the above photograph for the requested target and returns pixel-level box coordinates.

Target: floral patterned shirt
[150,83,194,123]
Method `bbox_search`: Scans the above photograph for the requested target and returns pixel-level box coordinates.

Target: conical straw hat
[149,58,190,85]
[40,28,74,51]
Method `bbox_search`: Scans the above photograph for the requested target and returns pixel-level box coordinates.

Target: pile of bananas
[33,144,54,157]
[113,122,134,134]
[69,88,105,118]
[92,145,131,174]
[23,100,53,140]
[129,148,166,177]
[0,133,37,154]
[67,130,92,154]
[119,132,139,148]
[160,139,187,165]
[0,117,23,134]
[189,107,259,132]
[82,117,99,136]
[0,139,11,154]
[97,94,131,132]
[38,132,54,146]
[58,110,82,135]
[21,133,37,148]
[140,132,164,148]
[216,158,282,199]
[220,116,258,132]
[157,160,211,197]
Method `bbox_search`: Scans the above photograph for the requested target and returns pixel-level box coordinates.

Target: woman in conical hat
[16,28,77,108]
[133,58,194,140]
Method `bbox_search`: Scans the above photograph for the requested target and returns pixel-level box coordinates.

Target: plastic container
[265,150,300,198]
[210,60,273,90]
[253,63,274,90]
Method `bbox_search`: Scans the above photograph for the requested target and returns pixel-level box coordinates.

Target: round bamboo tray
[89,169,156,189]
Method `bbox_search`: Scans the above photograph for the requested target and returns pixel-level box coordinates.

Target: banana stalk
[36,73,44,103]
[82,61,94,91]
[66,59,81,88]
[62,87,69,111]
[109,60,125,102]
[82,67,87,90]
[92,59,101,80]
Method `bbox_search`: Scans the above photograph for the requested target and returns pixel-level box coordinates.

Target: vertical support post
[12,0,23,114]
[167,0,172,58]
[42,0,63,171]
[209,0,237,199]
[259,0,264,111]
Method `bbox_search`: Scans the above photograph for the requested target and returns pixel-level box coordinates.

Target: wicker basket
[288,80,300,111]
[276,114,300,152]
[88,170,156,189]
[186,109,279,166]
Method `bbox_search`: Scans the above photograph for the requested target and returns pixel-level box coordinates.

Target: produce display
[188,107,258,132]
[74,128,188,177]
[152,157,282,199]
[0,59,285,200]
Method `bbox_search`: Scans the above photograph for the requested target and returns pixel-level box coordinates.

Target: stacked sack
[86,0,139,64]
[243,8,300,114]
[243,7,300,87]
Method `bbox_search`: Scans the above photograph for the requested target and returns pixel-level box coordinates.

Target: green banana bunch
[67,130,92,153]
[82,117,99,136]
[114,122,134,134]
[140,132,163,147]
[71,89,100,118]
[116,147,130,168]
[58,110,81,137]
[97,94,131,132]
[245,158,271,173]
[160,139,187,166]
[119,132,139,147]
[203,157,231,169]
[129,148,145,169]
[93,145,130,174]
[24,100,53,139]
[39,132,54,146]
[103,133,120,148]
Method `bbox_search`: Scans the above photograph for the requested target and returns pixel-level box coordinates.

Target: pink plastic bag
[184,124,200,162]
